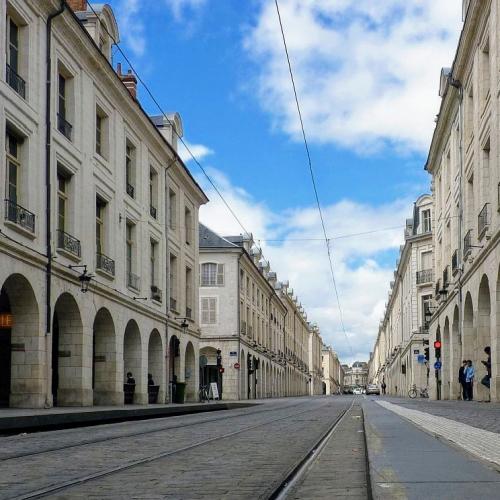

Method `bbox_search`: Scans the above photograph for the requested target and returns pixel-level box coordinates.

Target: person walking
[458,360,467,400]
[381,380,387,395]
[464,360,475,401]
[481,346,491,401]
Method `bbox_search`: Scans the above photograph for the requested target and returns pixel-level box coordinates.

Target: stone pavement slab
[364,399,500,499]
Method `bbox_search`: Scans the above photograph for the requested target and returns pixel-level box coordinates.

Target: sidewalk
[0,401,255,434]
[375,396,500,433]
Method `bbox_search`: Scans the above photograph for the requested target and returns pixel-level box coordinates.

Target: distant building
[344,361,368,390]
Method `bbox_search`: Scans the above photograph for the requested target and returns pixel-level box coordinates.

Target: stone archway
[124,319,143,404]
[477,275,491,401]
[0,274,42,408]
[463,292,474,361]
[148,329,163,403]
[184,342,196,402]
[240,348,246,400]
[93,308,119,405]
[53,293,89,406]
[450,306,461,399]
[442,317,450,400]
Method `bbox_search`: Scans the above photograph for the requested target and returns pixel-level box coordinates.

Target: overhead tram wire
[86,1,250,239]
[274,0,353,356]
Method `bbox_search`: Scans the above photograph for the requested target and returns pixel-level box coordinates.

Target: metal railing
[151,286,162,302]
[57,229,81,257]
[170,297,177,312]
[4,199,35,233]
[126,182,135,198]
[416,269,433,284]
[57,113,72,140]
[127,272,140,291]
[150,205,157,219]
[463,229,472,257]
[186,306,192,319]
[96,252,115,276]
[452,249,459,274]
[478,203,490,238]
[6,63,26,98]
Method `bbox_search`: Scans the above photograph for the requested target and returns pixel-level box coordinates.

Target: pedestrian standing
[481,346,491,401]
[381,380,386,395]
[126,372,135,385]
[464,360,475,401]
[458,360,467,400]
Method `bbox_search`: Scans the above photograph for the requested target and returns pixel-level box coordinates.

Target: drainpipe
[45,0,66,408]
[237,251,243,400]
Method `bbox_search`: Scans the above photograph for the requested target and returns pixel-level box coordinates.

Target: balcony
[170,297,177,312]
[478,203,490,239]
[57,113,72,141]
[416,269,433,285]
[4,199,35,233]
[186,306,192,319]
[96,252,115,276]
[126,183,135,198]
[150,205,157,219]
[452,249,460,275]
[127,272,140,291]
[463,229,472,258]
[151,286,162,303]
[57,229,81,257]
[6,63,26,99]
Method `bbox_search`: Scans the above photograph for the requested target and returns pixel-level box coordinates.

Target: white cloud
[244,0,463,153]
[178,140,214,164]
[165,0,207,22]
[116,0,146,56]
[198,168,409,365]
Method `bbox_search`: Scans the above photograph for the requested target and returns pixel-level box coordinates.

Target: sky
[105,0,464,366]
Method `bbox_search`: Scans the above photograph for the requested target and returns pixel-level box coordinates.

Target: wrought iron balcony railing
[4,199,35,233]
[478,203,490,239]
[150,205,157,219]
[452,249,459,274]
[151,286,162,302]
[126,182,135,198]
[57,229,81,257]
[416,269,433,285]
[6,63,26,98]
[463,229,472,258]
[127,272,140,291]
[170,296,177,312]
[96,252,115,276]
[186,306,192,319]
[57,113,72,141]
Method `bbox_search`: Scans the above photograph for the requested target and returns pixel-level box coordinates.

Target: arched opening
[199,346,219,398]
[123,320,142,404]
[477,275,491,401]
[93,308,118,405]
[463,292,474,361]
[442,317,450,400]
[168,334,181,399]
[0,274,41,408]
[184,341,196,402]
[435,325,441,400]
[450,306,461,399]
[53,293,87,406]
[147,329,163,403]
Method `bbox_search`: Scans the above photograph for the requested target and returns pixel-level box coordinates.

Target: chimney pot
[67,0,88,11]
[116,64,138,99]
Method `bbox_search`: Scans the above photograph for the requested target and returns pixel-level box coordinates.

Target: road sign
[413,349,420,355]
[234,362,240,369]
[210,382,220,400]
[230,351,237,357]
[417,354,425,364]
[434,361,442,370]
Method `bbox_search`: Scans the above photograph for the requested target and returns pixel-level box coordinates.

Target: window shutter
[209,297,217,324]
[216,264,224,286]
[201,297,209,324]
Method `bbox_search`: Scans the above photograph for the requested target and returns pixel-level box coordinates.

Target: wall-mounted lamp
[69,265,93,293]
[174,317,189,332]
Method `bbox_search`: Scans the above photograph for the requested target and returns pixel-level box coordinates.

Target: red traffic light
[434,340,442,349]
[219,367,225,374]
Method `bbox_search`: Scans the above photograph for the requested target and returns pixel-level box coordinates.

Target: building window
[95,106,109,158]
[57,171,67,232]
[201,297,217,325]
[422,294,432,326]
[185,206,192,245]
[6,18,25,98]
[169,253,178,311]
[150,239,157,287]
[149,167,158,219]
[200,263,224,286]
[168,189,176,229]
[57,72,72,140]
[246,277,250,297]
[96,197,106,255]
[125,140,136,198]
[422,209,431,233]
[6,130,20,205]
[186,267,193,318]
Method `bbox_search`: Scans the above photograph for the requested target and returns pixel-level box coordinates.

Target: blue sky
[104,0,463,365]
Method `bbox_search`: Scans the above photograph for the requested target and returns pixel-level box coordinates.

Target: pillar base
[93,390,124,406]
[57,388,93,407]
[9,393,46,408]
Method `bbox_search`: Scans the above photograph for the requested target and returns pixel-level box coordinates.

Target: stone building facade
[368,195,434,396]
[424,0,499,402]
[321,345,343,394]
[343,362,368,391]
[0,0,207,408]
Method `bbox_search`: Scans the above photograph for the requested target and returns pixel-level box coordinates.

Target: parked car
[366,384,380,395]
[353,387,363,395]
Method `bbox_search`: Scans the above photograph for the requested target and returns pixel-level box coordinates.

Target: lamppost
[68,265,92,293]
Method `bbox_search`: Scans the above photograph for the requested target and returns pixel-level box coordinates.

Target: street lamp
[69,265,92,293]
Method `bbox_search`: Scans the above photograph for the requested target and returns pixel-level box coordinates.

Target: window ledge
[4,220,36,240]
[95,267,115,280]
[56,247,81,263]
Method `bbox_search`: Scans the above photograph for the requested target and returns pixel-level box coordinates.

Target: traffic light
[218,367,225,374]
[434,340,441,359]
[424,347,430,361]
[216,349,222,367]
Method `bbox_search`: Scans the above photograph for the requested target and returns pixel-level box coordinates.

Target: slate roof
[199,224,239,249]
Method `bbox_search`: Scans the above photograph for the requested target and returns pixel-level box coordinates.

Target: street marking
[376,400,500,467]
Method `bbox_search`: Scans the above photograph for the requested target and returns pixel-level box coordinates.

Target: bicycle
[198,384,211,403]
[408,384,429,399]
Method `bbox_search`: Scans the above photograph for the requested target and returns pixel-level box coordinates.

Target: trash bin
[174,382,186,404]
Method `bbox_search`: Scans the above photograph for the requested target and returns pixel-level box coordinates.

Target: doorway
[0,287,12,407]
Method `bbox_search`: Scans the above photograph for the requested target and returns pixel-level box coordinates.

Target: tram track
[0,400,308,462]
[6,399,350,500]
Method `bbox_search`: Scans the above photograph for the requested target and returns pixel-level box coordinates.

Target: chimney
[117,63,137,100]
[67,0,88,11]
